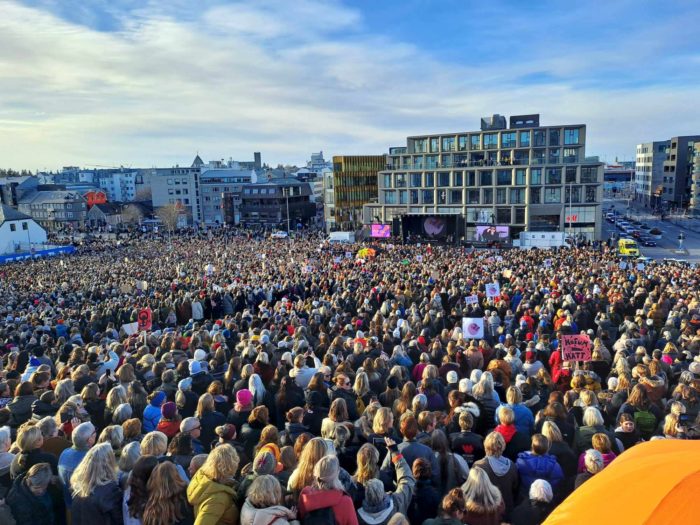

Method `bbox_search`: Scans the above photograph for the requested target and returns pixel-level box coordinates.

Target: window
[414,139,427,153]
[399,190,408,204]
[10,223,16,232]
[501,132,516,148]
[466,171,476,186]
[422,190,434,204]
[565,186,582,203]
[533,130,546,147]
[454,171,463,186]
[470,135,481,150]
[425,173,434,187]
[384,191,397,204]
[411,173,422,187]
[581,167,598,183]
[167,178,174,185]
[437,190,447,204]
[458,136,468,151]
[480,171,493,186]
[497,170,512,186]
[514,208,526,224]
[546,168,562,185]
[515,169,526,185]
[510,188,525,204]
[430,138,439,152]
[484,133,498,149]
[585,186,597,203]
[563,148,578,163]
[519,131,530,147]
[466,189,479,204]
[438,172,450,186]
[549,148,560,164]
[382,174,391,188]
[184,199,190,205]
[413,156,424,169]
[565,167,577,183]
[410,190,419,204]
[426,155,438,169]
[549,129,560,146]
[395,173,406,187]
[22,222,28,230]
[168,189,174,195]
[544,187,561,203]
[496,188,507,204]
[496,208,511,223]
[564,128,580,145]
[482,188,493,204]
[531,168,542,185]
[530,187,541,204]
[442,137,455,151]
[451,190,463,204]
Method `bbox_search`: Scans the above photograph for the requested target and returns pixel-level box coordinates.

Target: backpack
[302,507,336,525]
[633,409,657,439]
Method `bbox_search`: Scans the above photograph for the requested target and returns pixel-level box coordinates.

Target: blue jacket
[495,403,535,436]
[516,452,564,492]
[142,404,162,433]
[381,439,440,487]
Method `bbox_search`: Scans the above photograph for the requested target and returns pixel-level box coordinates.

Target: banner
[462,317,484,339]
[561,334,592,361]
[137,308,152,332]
[465,295,479,305]
[485,282,501,298]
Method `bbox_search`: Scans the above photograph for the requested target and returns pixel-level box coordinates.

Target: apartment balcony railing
[385,158,596,171]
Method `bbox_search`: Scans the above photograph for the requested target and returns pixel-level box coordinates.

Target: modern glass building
[327,155,386,231]
[363,114,604,241]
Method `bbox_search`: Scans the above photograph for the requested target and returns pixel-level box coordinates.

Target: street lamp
[283,187,291,235]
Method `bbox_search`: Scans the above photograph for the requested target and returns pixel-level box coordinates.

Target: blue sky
[1,0,699,169]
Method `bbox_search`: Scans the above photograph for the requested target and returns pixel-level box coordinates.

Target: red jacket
[298,487,358,525]
[156,419,181,439]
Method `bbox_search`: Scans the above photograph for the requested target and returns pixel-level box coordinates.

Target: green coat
[187,469,239,525]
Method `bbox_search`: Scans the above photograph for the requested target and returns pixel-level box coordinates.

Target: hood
[240,500,295,525]
[299,487,345,513]
[358,497,394,525]
[187,469,236,507]
[285,421,308,434]
[487,455,512,476]
[495,424,517,444]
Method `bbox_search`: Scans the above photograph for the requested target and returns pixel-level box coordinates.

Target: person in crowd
[574,449,605,488]
[142,461,194,525]
[187,443,240,525]
[10,423,58,479]
[460,466,506,525]
[516,434,564,497]
[123,455,158,525]
[70,442,123,525]
[511,479,556,525]
[472,431,519,519]
[7,462,64,525]
[240,474,297,525]
[298,455,357,525]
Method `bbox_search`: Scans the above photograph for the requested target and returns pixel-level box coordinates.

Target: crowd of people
[0,228,698,525]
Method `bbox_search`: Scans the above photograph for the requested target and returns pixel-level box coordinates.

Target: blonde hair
[497,405,515,425]
[71,443,117,498]
[247,474,282,508]
[506,386,522,405]
[199,444,240,483]
[17,425,43,452]
[106,385,128,411]
[354,443,380,484]
[195,393,215,418]
[140,431,167,456]
[483,432,505,457]
[541,421,563,443]
[462,466,502,511]
[372,407,394,434]
[289,437,327,492]
[354,372,370,398]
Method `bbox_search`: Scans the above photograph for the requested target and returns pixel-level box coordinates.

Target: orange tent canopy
[545,440,700,525]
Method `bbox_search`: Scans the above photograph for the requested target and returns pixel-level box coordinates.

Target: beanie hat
[215,423,236,441]
[178,377,192,391]
[308,390,324,408]
[446,371,459,384]
[236,389,253,407]
[189,360,202,375]
[180,417,199,433]
[29,356,41,367]
[150,390,166,407]
[253,451,277,475]
[161,401,177,419]
[194,348,207,361]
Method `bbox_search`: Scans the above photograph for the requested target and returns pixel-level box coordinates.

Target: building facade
[0,176,39,206]
[691,143,700,216]
[18,190,88,230]
[662,136,700,209]
[327,155,386,231]
[149,163,202,225]
[199,168,255,225]
[0,205,47,254]
[239,179,316,228]
[363,114,604,241]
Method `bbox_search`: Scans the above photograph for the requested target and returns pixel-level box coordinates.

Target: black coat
[7,473,65,525]
[511,499,554,525]
[407,479,441,525]
[71,481,123,525]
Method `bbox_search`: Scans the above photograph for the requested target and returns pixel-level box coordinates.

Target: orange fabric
[545,440,700,525]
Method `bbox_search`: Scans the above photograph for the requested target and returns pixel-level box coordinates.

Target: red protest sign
[561,334,591,361]
[137,308,152,332]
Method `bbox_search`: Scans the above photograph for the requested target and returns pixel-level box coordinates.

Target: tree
[122,204,144,225]
[156,203,181,233]
[134,186,152,202]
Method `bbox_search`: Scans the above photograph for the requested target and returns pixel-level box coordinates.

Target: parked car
[270,231,289,239]
[640,238,657,247]
[640,223,651,230]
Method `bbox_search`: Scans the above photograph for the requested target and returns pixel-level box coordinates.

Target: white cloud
[0,0,698,170]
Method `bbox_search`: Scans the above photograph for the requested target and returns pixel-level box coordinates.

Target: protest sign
[544,259,552,268]
[333,256,342,264]
[121,322,138,336]
[416,255,423,263]
[345,252,353,259]
[561,334,592,361]
[462,317,484,339]
[485,282,501,298]
[636,263,645,271]
[502,269,512,279]
[619,262,627,270]
[465,295,479,305]
[137,308,152,332]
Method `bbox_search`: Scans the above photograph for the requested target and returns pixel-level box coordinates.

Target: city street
[602,198,700,262]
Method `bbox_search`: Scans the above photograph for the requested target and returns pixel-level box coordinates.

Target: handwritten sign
[137,308,152,332]
[619,262,627,270]
[465,295,479,305]
[561,334,592,361]
[416,255,423,263]
[502,269,512,279]
[636,263,645,271]
[462,317,484,339]
[485,282,501,298]
[544,259,552,268]
[121,322,138,336]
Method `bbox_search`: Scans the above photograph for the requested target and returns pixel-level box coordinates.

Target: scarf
[495,423,517,444]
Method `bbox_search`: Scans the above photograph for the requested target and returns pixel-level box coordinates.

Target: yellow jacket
[187,469,240,525]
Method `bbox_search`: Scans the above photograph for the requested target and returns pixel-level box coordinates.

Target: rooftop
[0,204,32,224]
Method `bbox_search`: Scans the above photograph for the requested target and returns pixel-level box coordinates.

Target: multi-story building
[148,157,203,226]
[604,164,635,199]
[0,176,39,206]
[363,114,604,241]
[239,178,316,228]
[199,168,256,225]
[327,155,386,231]
[691,143,700,216]
[662,136,700,209]
[18,189,88,230]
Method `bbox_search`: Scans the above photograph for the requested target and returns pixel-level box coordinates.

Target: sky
[1,0,699,170]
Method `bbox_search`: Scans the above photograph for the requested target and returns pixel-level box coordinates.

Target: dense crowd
[0,229,698,525]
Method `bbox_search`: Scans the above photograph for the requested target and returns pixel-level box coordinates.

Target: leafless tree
[156,203,180,233]
[134,186,152,202]
[122,204,144,225]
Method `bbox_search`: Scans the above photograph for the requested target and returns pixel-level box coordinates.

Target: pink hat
[662,355,673,365]
[236,389,253,406]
